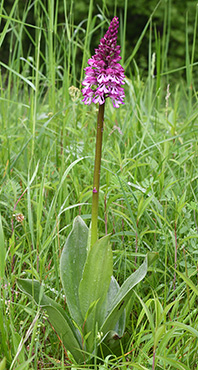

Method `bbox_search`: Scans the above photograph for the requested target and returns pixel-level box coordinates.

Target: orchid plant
[17,17,157,364]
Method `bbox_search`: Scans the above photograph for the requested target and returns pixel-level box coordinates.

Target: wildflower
[82,17,125,108]
[69,85,80,101]
[14,213,24,223]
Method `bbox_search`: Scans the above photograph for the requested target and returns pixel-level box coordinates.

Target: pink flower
[82,17,125,108]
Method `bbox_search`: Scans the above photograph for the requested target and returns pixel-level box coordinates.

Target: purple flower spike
[82,17,125,108]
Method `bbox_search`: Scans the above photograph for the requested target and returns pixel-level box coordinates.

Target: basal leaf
[79,234,113,352]
[17,278,84,363]
[101,276,126,338]
[101,253,157,335]
[98,277,126,357]
[60,216,88,325]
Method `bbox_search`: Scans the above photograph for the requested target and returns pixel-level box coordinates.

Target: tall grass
[0,0,198,369]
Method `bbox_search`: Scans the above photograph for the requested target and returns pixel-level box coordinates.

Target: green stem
[91,103,105,246]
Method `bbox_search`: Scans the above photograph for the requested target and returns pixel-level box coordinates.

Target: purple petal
[81,16,125,108]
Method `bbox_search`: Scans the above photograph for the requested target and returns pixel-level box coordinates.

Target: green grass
[0,0,198,369]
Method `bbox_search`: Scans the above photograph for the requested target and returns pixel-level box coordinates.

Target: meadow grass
[0,0,198,369]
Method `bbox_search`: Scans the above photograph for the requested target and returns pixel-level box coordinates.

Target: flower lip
[82,16,125,108]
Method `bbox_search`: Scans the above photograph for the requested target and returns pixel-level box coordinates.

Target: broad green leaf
[107,277,125,337]
[101,276,126,338]
[101,253,157,335]
[79,234,113,352]
[17,279,84,363]
[98,277,126,356]
[79,234,112,319]
[0,214,5,280]
[60,216,88,325]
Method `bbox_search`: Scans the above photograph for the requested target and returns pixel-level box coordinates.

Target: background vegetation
[1,0,198,78]
[0,0,198,369]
